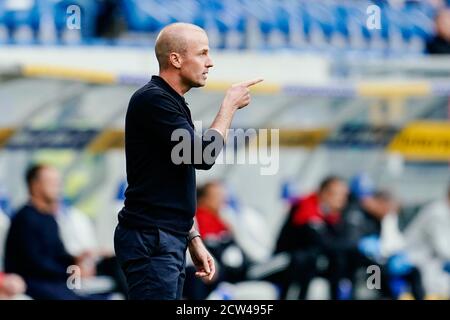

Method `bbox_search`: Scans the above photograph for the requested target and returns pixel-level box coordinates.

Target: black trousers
[96,256,128,295]
[114,224,188,300]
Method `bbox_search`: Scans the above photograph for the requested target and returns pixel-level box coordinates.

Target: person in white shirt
[57,203,127,296]
[404,186,450,298]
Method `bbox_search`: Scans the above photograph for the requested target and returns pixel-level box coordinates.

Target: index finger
[235,78,264,88]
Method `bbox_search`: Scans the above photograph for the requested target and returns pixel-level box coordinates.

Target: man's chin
[193,80,206,88]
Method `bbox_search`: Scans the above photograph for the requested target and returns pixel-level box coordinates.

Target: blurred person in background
[94,0,122,39]
[403,183,450,298]
[426,7,450,54]
[4,164,108,300]
[342,185,392,299]
[184,181,250,299]
[273,176,350,300]
[346,173,395,227]
[343,175,425,300]
[0,205,27,300]
[1,196,27,300]
[57,202,127,296]
[342,173,390,275]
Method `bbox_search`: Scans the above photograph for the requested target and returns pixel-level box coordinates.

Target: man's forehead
[40,167,59,177]
[187,38,210,52]
[188,30,208,43]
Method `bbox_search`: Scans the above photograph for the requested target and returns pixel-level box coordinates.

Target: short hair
[197,180,221,201]
[25,164,47,190]
[155,33,188,70]
[319,175,344,193]
[154,23,204,70]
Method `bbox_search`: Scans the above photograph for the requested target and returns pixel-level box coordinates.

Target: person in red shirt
[274,176,350,299]
[195,181,231,241]
[196,181,249,280]
[184,181,249,299]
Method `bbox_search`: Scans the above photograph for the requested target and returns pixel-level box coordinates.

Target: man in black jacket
[4,164,100,300]
[114,22,262,300]
[274,176,349,299]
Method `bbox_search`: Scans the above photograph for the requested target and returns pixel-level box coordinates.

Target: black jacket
[275,200,349,255]
[426,36,450,54]
[119,76,223,235]
[5,204,74,281]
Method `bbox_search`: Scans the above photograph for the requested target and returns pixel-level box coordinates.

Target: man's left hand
[188,237,216,282]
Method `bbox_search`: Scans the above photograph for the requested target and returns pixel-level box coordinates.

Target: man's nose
[206,57,214,68]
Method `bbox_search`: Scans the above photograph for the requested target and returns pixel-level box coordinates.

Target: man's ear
[169,52,182,69]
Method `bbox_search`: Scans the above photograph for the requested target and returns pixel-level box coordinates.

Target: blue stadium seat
[378,5,391,42]
[0,184,13,218]
[0,3,5,26]
[50,0,100,43]
[334,5,350,39]
[302,2,336,44]
[0,0,438,52]
[275,5,290,41]
[244,0,275,46]
[0,4,6,43]
[406,8,435,40]
[216,0,248,49]
[121,0,169,32]
[344,4,371,42]
[168,0,203,27]
[3,0,40,42]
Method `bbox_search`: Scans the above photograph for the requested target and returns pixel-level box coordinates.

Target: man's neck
[158,71,190,96]
[30,196,57,215]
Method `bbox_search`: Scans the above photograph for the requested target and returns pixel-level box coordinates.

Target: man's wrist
[221,102,238,113]
[207,128,226,146]
[188,229,201,243]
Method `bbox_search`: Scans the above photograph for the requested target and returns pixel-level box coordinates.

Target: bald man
[114,23,262,300]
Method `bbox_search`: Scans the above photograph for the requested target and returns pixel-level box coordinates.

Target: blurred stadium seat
[0,0,439,54]
[2,0,40,43]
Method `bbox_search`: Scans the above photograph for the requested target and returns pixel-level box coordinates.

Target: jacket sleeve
[141,93,224,170]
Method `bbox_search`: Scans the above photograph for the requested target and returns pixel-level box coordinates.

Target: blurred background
[0,0,449,300]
